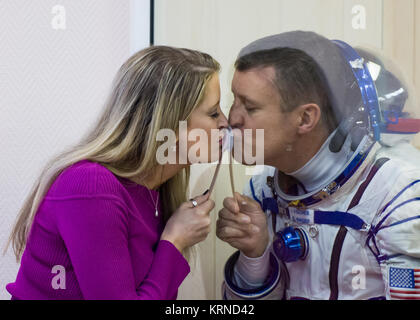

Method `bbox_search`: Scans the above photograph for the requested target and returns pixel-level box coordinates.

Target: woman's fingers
[191,193,210,206]
[194,198,215,216]
[184,193,215,215]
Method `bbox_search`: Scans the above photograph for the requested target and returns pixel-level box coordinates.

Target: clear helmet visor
[361,48,419,146]
[332,41,420,148]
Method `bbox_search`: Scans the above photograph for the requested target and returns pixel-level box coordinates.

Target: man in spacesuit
[217,31,420,300]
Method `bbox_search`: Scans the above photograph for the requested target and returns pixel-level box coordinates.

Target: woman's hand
[161,193,215,252]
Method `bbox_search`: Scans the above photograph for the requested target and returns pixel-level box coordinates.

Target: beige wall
[383,0,420,147]
[155,0,420,300]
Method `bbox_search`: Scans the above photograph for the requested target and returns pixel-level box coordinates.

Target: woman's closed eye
[210,112,220,119]
[208,105,221,119]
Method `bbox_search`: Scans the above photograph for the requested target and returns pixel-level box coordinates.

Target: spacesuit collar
[284,128,353,194]
[273,133,377,207]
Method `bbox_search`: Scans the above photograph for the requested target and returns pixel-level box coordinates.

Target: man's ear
[296,103,322,134]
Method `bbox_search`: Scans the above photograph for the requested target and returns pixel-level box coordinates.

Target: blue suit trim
[367,195,420,264]
[249,178,263,208]
[374,197,420,232]
[381,214,420,230]
[377,254,402,263]
[376,180,420,226]
[313,210,367,230]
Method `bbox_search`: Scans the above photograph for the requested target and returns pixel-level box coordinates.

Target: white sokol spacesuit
[222,31,420,300]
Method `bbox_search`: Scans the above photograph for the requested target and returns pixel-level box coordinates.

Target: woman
[5,46,228,299]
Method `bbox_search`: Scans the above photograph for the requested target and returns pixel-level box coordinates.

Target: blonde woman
[5,46,228,300]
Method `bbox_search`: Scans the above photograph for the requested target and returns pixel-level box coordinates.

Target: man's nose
[228,106,243,129]
[218,112,229,129]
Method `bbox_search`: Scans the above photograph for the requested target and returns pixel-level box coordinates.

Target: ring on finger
[190,199,198,207]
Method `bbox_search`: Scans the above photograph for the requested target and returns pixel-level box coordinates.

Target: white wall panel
[0,0,132,299]
[130,0,151,54]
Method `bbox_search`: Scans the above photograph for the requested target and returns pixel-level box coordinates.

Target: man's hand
[216,192,269,258]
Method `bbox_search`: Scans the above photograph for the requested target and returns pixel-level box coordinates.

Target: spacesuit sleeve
[371,171,420,300]
[233,245,271,289]
[222,176,286,300]
[222,248,287,300]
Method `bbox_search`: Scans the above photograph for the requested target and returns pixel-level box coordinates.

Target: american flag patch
[389,267,420,300]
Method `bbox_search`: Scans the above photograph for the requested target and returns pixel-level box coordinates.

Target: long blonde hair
[5,45,220,262]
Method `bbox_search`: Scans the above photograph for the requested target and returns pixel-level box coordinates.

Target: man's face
[229,66,298,170]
